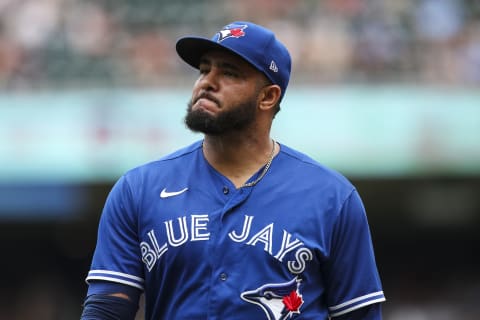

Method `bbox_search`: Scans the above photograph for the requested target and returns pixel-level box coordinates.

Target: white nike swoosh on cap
[160,187,188,198]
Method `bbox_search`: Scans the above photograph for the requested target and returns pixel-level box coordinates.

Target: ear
[258,84,281,111]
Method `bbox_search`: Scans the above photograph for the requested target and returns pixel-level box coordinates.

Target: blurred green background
[1,0,479,319]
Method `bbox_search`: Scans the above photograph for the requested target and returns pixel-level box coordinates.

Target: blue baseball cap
[176,21,291,101]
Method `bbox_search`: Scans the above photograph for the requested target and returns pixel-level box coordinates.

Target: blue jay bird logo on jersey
[241,277,304,319]
[216,24,247,42]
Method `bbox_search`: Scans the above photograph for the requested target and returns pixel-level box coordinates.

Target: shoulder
[126,140,202,175]
[157,140,204,162]
[114,140,203,189]
[277,143,354,191]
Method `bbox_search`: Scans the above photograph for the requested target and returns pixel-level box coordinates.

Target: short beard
[185,97,257,135]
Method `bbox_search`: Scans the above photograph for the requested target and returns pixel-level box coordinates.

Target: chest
[137,184,332,276]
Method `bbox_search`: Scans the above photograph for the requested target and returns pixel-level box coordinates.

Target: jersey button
[219,272,228,281]
[222,186,229,195]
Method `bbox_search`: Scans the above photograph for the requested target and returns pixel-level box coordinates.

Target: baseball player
[81,21,385,319]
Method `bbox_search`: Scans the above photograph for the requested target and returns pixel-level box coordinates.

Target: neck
[202,135,277,188]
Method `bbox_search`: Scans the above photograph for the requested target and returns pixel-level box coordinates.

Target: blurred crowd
[0,0,480,90]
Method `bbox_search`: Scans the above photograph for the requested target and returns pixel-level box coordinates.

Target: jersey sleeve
[324,189,385,317]
[86,174,145,291]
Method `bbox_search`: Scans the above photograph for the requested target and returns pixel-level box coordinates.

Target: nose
[196,68,219,92]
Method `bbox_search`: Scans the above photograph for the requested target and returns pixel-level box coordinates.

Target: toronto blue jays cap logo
[241,277,304,319]
[216,24,247,42]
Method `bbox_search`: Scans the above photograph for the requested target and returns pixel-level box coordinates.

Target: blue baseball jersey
[86,140,385,319]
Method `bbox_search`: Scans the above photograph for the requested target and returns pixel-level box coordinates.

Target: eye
[223,69,238,78]
[198,64,210,75]
[264,292,273,300]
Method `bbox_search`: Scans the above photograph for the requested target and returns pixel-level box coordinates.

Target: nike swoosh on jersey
[160,187,188,198]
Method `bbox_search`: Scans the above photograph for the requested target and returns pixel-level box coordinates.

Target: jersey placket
[206,186,253,319]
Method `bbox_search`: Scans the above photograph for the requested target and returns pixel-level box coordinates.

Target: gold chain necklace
[242,139,276,188]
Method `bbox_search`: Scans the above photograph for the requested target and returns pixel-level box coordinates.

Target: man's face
[185,50,266,135]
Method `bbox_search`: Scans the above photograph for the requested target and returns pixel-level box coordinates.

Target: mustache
[193,92,221,106]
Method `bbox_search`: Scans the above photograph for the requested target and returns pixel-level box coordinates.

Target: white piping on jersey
[329,297,386,317]
[88,269,145,282]
[86,276,144,290]
[328,291,384,310]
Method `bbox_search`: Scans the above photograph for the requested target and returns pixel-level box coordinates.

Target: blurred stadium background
[1,0,479,319]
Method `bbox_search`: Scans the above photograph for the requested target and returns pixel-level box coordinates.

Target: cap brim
[176,37,229,69]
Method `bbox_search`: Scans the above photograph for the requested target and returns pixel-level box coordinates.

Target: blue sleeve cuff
[81,293,139,320]
[87,280,142,302]
[333,299,384,319]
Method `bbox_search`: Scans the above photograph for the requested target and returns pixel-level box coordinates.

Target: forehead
[199,49,258,72]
